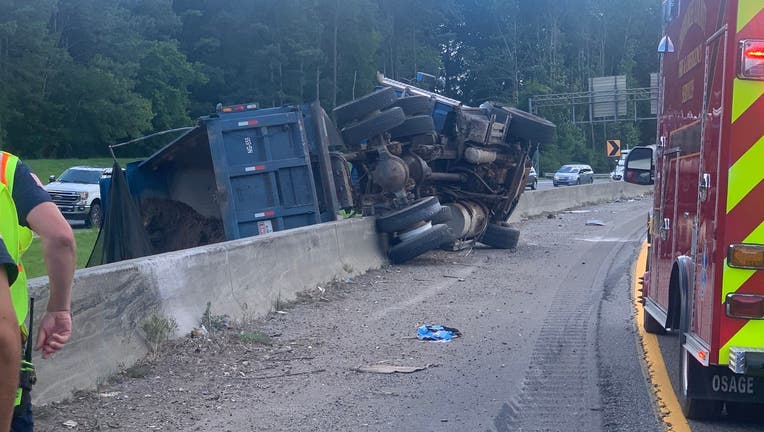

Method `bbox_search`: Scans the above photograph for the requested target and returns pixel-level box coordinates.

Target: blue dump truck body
[119,102,348,254]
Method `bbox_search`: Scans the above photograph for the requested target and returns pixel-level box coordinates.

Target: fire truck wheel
[341,107,405,146]
[389,115,435,140]
[389,223,452,264]
[679,343,723,420]
[376,196,442,234]
[333,87,398,128]
[480,222,520,249]
[393,96,436,116]
[642,309,666,334]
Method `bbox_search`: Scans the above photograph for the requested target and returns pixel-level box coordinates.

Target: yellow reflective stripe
[721,264,754,300]
[726,135,764,212]
[720,320,764,365]
[731,79,764,123]
[721,221,764,300]
[737,1,762,33]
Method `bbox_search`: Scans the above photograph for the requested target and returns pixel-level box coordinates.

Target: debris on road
[417,324,462,341]
[190,325,208,338]
[585,220,606,226]
[355,363,437,374]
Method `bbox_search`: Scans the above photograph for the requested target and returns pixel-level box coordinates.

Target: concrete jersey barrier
[508,182,651,223]
[28,181,650,404]
[27,217,386,404]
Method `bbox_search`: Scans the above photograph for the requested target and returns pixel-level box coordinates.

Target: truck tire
[678,340,722,420]
[480,222,520,249]
[86,201,103,228]
[503,106,556,144]
[389,223,452,264]
[430,205,452,225]
[376,196,441,234]
[333,87,398,128]
[393,96,435,116]
[389,115,435,140]
[341,107,405,146]
[642,309,666,334]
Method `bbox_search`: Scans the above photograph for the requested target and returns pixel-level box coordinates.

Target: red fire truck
[624,0,764,420]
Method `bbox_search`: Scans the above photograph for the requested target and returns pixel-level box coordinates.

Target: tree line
[0,0,659,172]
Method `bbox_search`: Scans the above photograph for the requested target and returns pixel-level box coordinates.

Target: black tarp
[86,161,152,266]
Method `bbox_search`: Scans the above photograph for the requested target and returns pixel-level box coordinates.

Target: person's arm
[0,244,20,430]
[26,202,76,359]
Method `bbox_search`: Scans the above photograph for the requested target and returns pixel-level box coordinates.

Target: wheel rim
[91,204,102,227]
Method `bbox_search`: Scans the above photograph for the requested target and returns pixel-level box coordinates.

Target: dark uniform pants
[11,391,33,432]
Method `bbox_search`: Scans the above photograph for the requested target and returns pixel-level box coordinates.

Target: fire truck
[624,0,764,420]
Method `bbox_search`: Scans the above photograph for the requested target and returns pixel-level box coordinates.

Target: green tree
[134,40,207,131]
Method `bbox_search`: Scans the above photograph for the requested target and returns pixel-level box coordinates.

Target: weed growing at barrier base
[141,313,178,353]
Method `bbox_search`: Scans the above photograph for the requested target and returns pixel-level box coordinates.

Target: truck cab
[45,166,110,227]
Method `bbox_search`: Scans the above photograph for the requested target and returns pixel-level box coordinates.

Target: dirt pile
[141,198,225,254]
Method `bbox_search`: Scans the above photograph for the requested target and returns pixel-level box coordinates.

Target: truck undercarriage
[330,74,556,262]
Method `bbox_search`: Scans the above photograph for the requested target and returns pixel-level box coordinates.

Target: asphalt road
[42,196,747,432]
[187,197,662,431]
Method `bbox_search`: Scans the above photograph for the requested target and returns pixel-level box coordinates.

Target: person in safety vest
[0,238,20,431]
[0,151,75,432]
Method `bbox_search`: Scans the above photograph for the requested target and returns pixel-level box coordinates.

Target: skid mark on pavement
[492,243,616,431]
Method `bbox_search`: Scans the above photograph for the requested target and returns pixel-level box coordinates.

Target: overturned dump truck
[122,102,351,255]
[333,73,555,263]
[113,73,554,263]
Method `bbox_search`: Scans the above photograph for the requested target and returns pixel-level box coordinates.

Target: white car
[610,164,625,181]
[45,166,110,227]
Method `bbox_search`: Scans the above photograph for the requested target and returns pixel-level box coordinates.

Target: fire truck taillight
[727,243,764,269]
[739,40,764,80]
[725,294,764,320]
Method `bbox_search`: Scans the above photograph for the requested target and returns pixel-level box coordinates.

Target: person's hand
[35,310,72,359]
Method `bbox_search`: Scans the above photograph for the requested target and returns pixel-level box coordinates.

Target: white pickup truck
[45,166,110,227]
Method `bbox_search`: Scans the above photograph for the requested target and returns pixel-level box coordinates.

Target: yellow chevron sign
[607,140,621,157]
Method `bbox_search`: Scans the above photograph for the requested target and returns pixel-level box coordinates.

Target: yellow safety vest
[0,151,34,327]
[0,151,35,408]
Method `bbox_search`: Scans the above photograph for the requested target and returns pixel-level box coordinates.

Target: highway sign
[607,140,621,157]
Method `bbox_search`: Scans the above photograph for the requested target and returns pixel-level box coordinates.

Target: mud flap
[686,359,764,403]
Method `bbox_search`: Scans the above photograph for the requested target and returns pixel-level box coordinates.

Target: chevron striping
[728,94,764,162]
[727,135,764,213]
[737,1,763,33]
[731,79,764,124]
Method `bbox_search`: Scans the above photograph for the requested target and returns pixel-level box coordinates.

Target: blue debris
[417,325,462,342]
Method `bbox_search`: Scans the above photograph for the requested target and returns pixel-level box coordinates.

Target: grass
[24,158,142,180]
[24,227,101,279]
[20,157,142,279]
